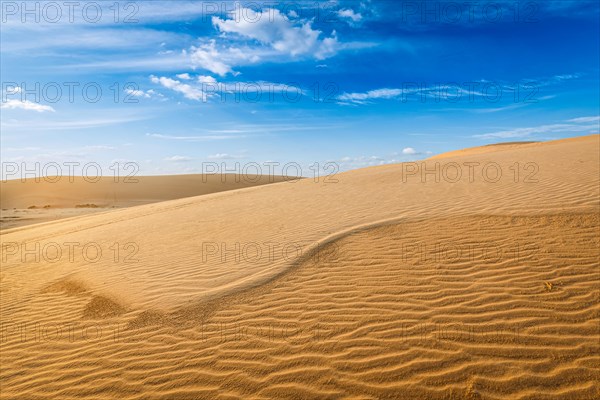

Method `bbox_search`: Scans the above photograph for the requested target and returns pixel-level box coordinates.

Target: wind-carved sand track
[168,215,414,324]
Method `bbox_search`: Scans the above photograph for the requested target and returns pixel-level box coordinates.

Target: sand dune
[1,135,598,399]
[0,174,291,230]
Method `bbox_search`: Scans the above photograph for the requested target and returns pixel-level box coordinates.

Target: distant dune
[1,135,598,399]
[1,173,293,209]
[0,174,292,229]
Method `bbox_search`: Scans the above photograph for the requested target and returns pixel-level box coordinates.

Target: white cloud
[176,73,192,80]
[337,88,402,104]
[336,148,429,170]
[190,40,239,76]
[3,85,22,94]
[164,155,193,162]
[213,8,339,57]
[188,8,348,76]
[207,153,246,159]
[124,88,152,98]
[553,73,582,81]
[150,75,207,101]
[1,99,55,112]
[336,155,397,170]
[337,9,363,23]
[198,75,217,84]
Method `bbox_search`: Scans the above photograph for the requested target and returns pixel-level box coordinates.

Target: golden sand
[1,135,598,399]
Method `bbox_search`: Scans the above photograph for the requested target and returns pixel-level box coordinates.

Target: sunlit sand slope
[428,141,539,160]
[1,135,598,399]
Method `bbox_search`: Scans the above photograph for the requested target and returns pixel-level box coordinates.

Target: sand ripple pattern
[1,213,599,399]
[1,136,599,399]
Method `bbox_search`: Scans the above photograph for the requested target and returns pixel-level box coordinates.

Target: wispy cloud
[2,114,148,131]
[471,103,530,113]
[337,88,403,105]
[60,52,189,72]
[567,116,600,123]
[474,117,600,139]
[149,74,305,102]
[164,155,193,162]
[147,133,246,141]
[146,123,335,142]
[336,147,429,170]
[207,153,247,159]
[337,74,584,106]
[81,145,116,151]
[337,85,495,105]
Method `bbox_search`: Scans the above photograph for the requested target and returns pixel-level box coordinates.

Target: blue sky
[1,0,599,176]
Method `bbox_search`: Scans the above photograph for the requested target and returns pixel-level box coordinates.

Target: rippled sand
[1,135,598,399]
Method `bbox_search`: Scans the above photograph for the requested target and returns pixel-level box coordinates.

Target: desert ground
[0,135,598,399]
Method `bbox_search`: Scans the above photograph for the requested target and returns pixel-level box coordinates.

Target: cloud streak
[474,117,600,139]
[147,133,246,141]
[1,99,55,112]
